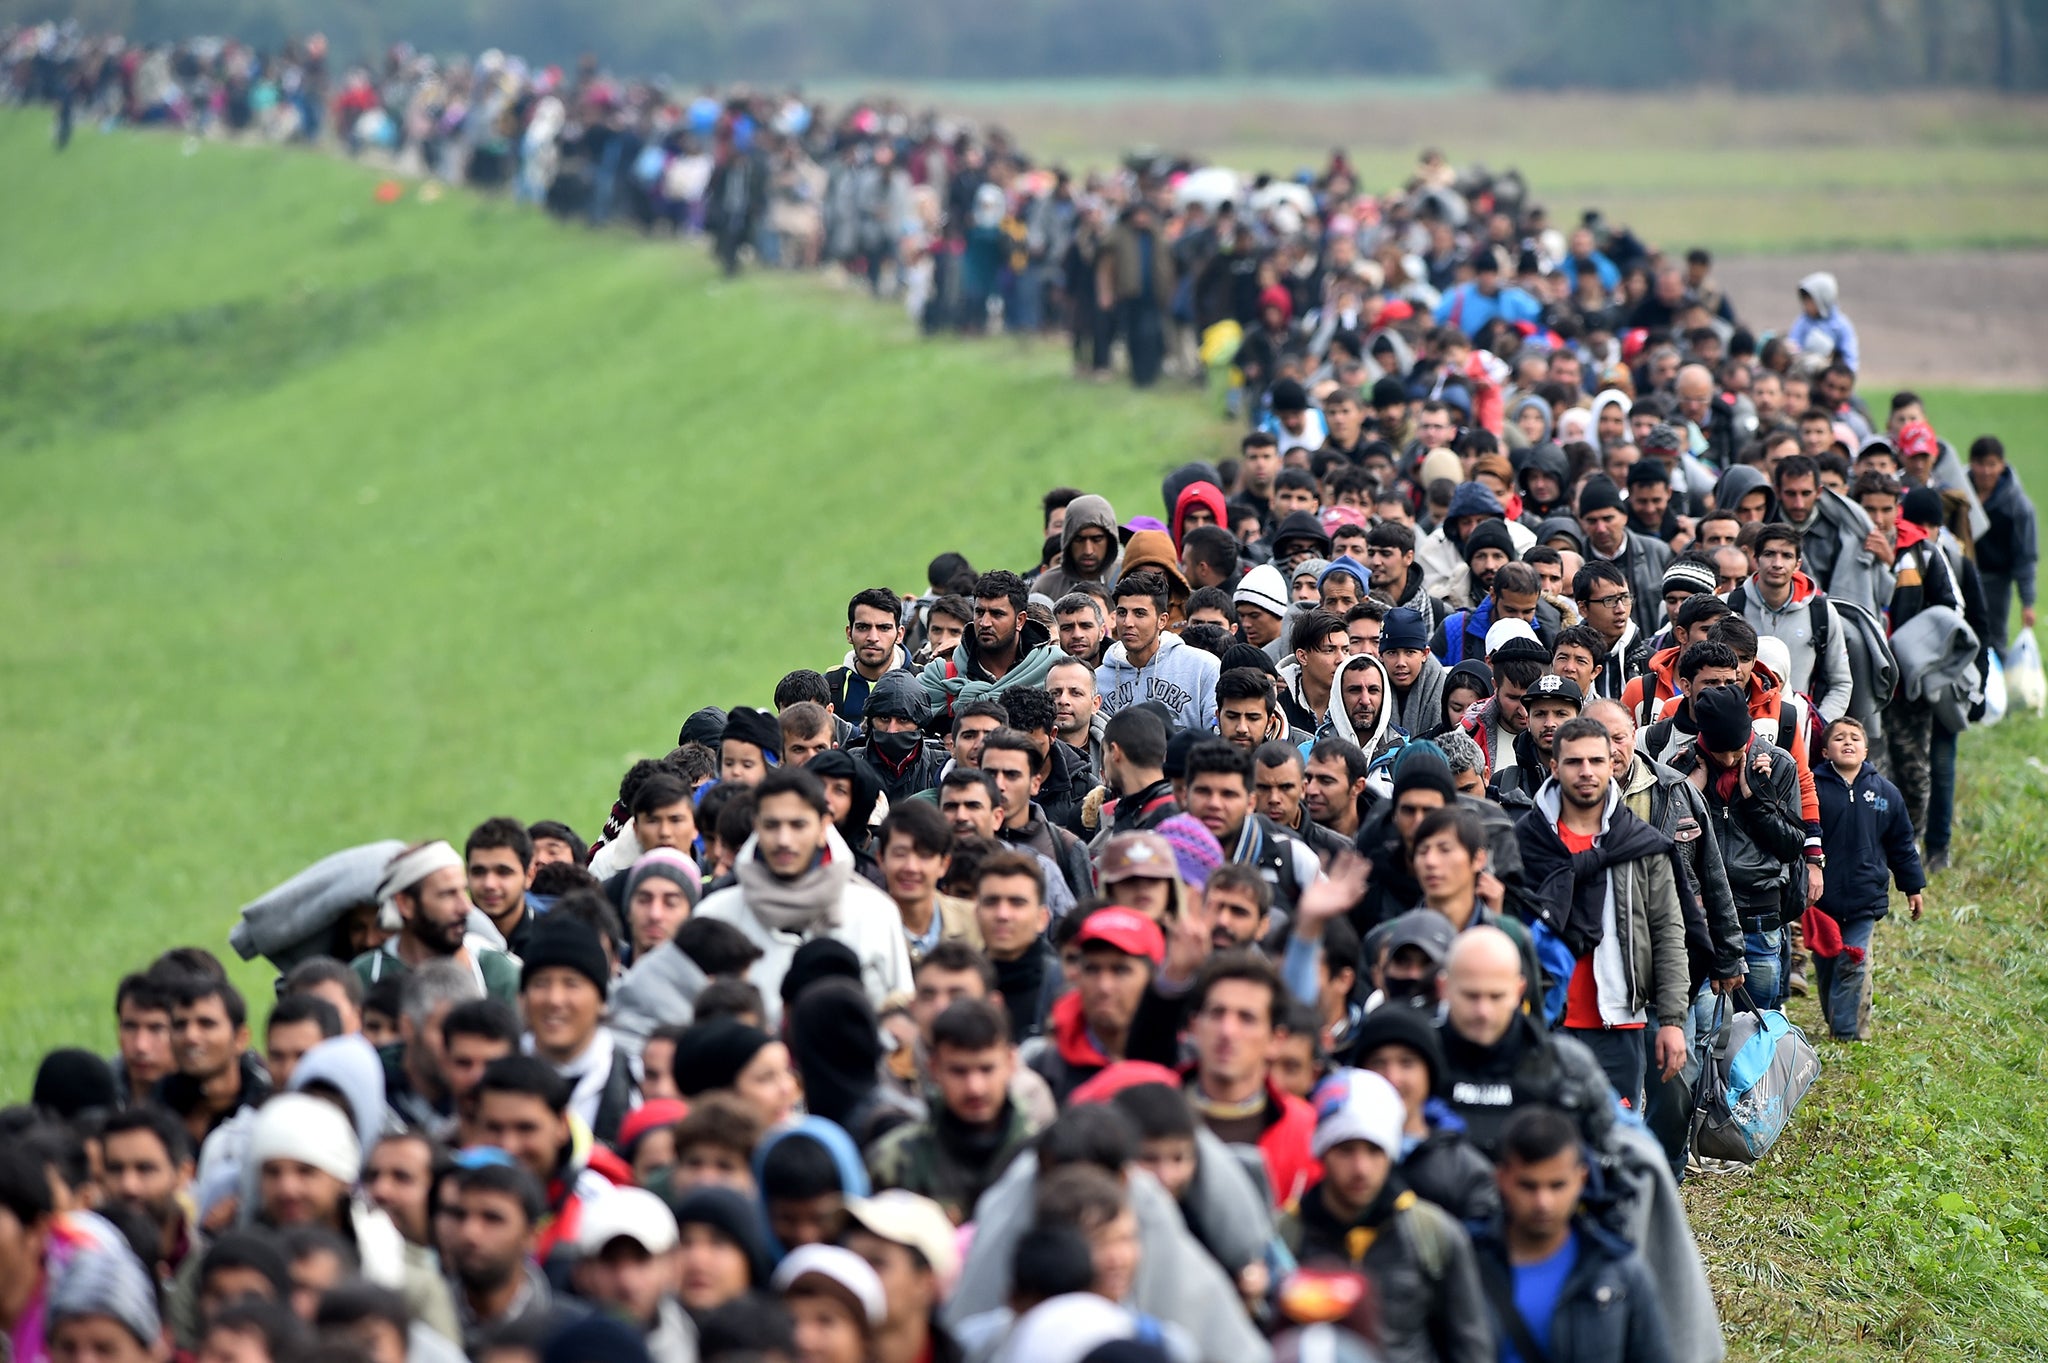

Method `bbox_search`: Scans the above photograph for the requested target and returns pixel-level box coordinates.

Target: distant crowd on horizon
[4,17,2045,1363]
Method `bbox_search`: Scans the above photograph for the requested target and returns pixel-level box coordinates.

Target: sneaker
[1788,969,1809,998]
[1693,1156,1753,1176]
[1925,846,1950,875]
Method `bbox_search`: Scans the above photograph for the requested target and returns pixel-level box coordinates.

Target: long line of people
[8,20,2045,1363]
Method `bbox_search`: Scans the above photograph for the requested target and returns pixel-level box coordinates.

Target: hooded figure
[1318,652,1400,763]
[1415,482,1538,608]
[1507,393,1553,445]
[1514,441,1572,521]
[1787,270,1859,373]
[943,1152,1271,1363]
[861,672,950,799]
[785,979,925,1147]
[1714,464,1777,525]
[1120,529,1194,623]
[694,824,914,1029]
[1534,514,1589,557]
[753,1117,872,1260]
[1589,389,1632,450]
[1034,494,1124,599]
[1267,509,1334,566]
[1171,480,1230,552]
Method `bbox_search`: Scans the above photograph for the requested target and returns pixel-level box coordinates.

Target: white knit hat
[1310,1067,1407,1159]
[1233,563,1290,618]
[248,1093,361,1185]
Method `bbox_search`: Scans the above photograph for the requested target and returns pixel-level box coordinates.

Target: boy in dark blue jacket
[1813,717,1926,1041]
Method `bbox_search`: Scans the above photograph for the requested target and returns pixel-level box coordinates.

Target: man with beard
[443,1161,551,1350]
[1364,523,1443,633]
[1253,742,1350,864]
[1183,952,1320,1209]
[1514,719,1688,1113]
[1314,651,1400,765]
[831,587,910,724]
[920,571,1062,723]
[1053,591,1110,664]
[1032,494,1123,599]
[99,1107,195,1280]
[1047,657,1106,774]
[1489,673,1581,811]
[352,840,521,1004]
[1302,738,1371,843]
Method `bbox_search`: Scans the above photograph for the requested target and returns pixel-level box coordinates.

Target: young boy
[1813,718,1926,1041]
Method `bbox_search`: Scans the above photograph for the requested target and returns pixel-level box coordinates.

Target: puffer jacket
[1402,1099,1500,1223]
[1666,735,1806,922]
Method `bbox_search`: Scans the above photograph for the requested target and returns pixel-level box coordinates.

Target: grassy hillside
[3,113,2047,1361]
[0,113,1233,1069]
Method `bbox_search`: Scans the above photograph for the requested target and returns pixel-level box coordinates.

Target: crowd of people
[8,17,2047,1363]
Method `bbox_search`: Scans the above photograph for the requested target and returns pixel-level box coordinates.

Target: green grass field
[3,111,2046,1360]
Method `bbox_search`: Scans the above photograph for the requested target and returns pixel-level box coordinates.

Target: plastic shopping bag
[1983,649,2008,725]
[2007,629,2046,715]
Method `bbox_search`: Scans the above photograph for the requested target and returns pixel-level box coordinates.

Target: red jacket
[1184,1073,1322,1210]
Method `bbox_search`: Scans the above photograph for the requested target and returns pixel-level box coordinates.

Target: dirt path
[1713,251,2048,389]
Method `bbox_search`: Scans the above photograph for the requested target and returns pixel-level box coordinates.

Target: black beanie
[720,706,783,762]
[665,1186,774,1286]
[670,1018,775,1098]
[1461,519,1517,567]
[1901,487,1945,529]
[780,937,863,1009]
[1578,478,1628,518]
[32,1048,119,1119]
[1349,1004,1446,1091]
[520,917,612,1001]
[677,706,729,749]
[1218,643,1279,677]
[1390,751,1458,805]
[1693,684,1754,754]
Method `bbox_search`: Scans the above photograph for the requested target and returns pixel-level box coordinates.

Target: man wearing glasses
[1572,560,1652,701]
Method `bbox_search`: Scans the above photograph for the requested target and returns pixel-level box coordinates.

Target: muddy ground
[1716,250,2048,389]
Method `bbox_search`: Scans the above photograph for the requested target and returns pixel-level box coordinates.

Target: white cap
[1483,618,1539,656]
[575,1185,679,1257]
[845,1190,960,1292]
[1310,1067,1407,1159]
[1233,563,1290,619]
[771,1243,887,1327]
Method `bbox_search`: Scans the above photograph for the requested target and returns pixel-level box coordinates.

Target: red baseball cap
[1896,418,1938,459]
[1076,907,1166,967]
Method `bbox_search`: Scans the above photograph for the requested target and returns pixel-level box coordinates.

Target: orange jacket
[1652,659,1820,827]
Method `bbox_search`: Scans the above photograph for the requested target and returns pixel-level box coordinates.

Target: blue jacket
[1468,1217,1672,1363]
[1815,761,1925,920]
[1435,281,1542,338]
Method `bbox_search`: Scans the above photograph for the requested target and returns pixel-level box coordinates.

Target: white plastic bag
[1983,648,2009,726]
[2009,629,2046,715]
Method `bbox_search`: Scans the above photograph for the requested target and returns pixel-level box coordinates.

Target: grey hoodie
[1714,464,1775,523]
[607,943,713,1057]
[1034,493,1123,599]
[1096,628,1220,731]
[943,1139,1272,1363]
